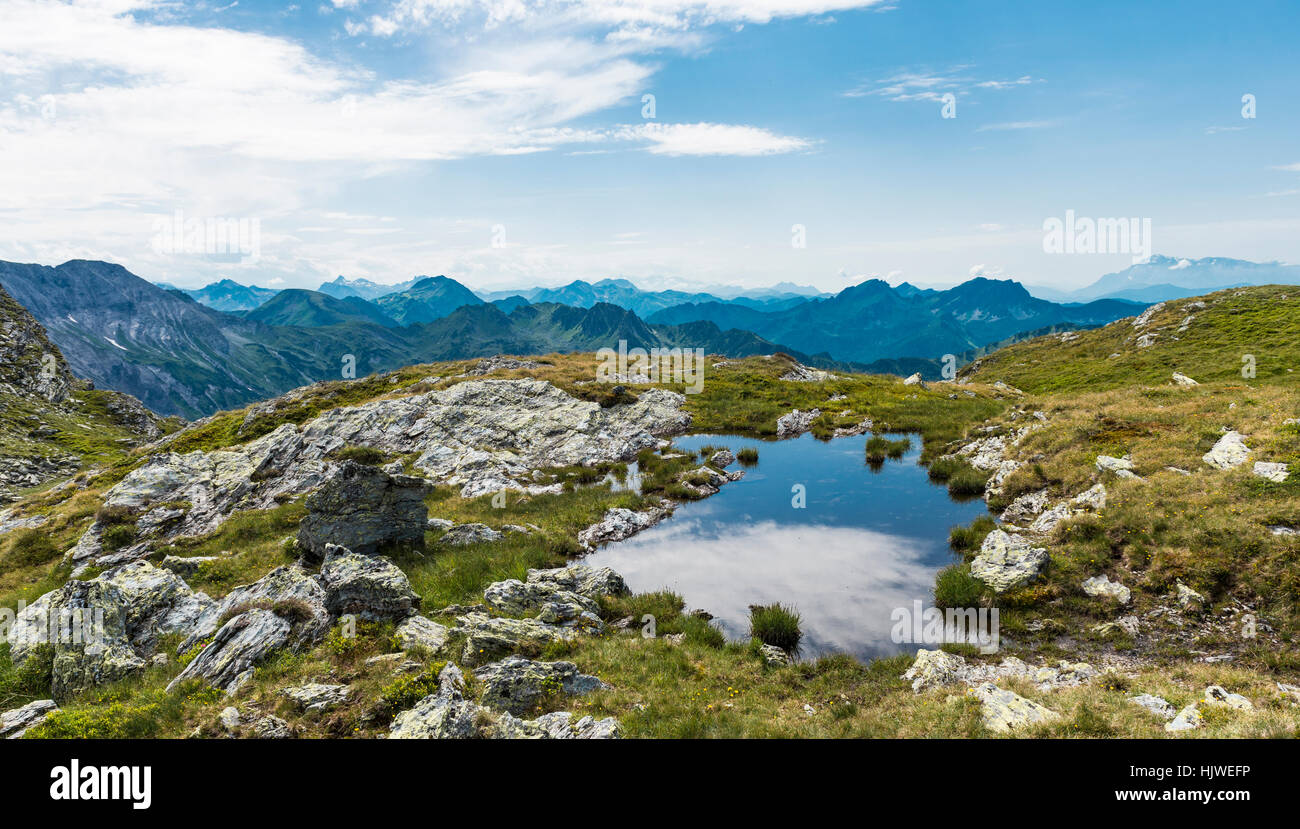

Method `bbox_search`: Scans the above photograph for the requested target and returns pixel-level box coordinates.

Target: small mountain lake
[584,432,990,662]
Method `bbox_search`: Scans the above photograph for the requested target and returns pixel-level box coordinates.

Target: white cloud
[845,66,1041,102]
[620,122,811,155]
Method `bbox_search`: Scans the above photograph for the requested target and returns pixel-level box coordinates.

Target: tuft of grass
[736,447,759,465]
[949,515,997,554]
[933,563,984,608]
[749,603,802,653]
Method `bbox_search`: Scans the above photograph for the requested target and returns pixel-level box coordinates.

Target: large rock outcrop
[319,545,420,622]
[167,609,290,695]
[297,461,427,559]
[6,561,214,699]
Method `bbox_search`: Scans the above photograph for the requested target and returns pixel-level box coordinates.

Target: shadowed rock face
[297,461,427,559]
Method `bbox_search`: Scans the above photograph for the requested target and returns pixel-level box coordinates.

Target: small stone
[758,644,790,667]
[969,683,1059,733]
[1082,574,1131,604]
[1202,431,1250,470]
[1129,694,1176,720]
[394,616,449,654]
[1203,685,1252,711]
[1171,372,1199,386]
[1252,462,1289,483]
[280,683,350,712]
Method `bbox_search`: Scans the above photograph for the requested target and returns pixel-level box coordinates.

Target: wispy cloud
[975,119,1058,132]
[844,66,1040,102]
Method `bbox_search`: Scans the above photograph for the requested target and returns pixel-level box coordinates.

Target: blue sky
[1,0,1298,294]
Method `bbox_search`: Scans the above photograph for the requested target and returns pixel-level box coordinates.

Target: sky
[1,0,1298,295]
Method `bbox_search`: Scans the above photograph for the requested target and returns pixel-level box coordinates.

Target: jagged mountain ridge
[0,260,827,419]
[648,277,1145,364]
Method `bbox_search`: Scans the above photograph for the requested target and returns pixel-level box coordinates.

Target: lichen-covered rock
[320,545,420,622]
[451,613,581,666]
[167,609,290,695]
[707,449,736,469]
[1096,455,1135,474]
[525,564,629,599]
[437,523,503,546]
[775,408,820,438]
[1082,574,1131,604]
[1253,461,1290,483]
[577,506,669,550]
[388,663,485,739]
[903,649,967,693]
[1129,694,1176,720]
[1,699,57,739]
[970,683,1060,733]
[1166,703,1202,732]
[474,655,608,716]
[759,644,790,667]
[9,579,145,700]
[527,711,623,739]
[1203,431,1250,470]
[178,563,329,655]
[1203,685,1253,711]
[297,461,427,559]
[483,579,598,619]
[1001,489,1050,524]
[1174,581,1206,612]
[97,561,215,653]
[1171,372,1199,386]
[280,683,350,712]
[394,615,449,654]
[970,529,1048,592]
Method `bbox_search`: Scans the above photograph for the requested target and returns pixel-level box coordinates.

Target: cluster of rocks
[80,379,691,566]
[903,649,1099,695]
[388,663,620,739]
[383,564,631,738]
[779,363,837,383]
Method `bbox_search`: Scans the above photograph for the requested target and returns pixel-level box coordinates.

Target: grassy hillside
[2,315,1298,739]
[961,285,1299,392]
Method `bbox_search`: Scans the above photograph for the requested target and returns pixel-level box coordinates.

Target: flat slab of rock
[394,616,449,654]
[474,655,608,716]
[1253,461,1290,483]
[438,523,503,546]
[577,506,668,550]
[525,564,629,599]
[280,683,350,712]
[167,609,290,695]
[1082,574,1131,604]
[1203,431,1250,470]
[1129,694,1176,719]
[971,529,1048,592]
[970,683,1060,733]
[1,699,57,739]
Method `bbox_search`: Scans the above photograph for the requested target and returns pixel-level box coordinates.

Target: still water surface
[584,432,989,661]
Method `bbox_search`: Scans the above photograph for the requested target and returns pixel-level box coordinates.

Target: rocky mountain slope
[0,283,165,505]
[0,260,819,419]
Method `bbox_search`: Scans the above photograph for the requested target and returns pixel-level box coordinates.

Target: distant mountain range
[647,277,1143,364]
[0,260,829,418]
[1027,255,1300,303]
